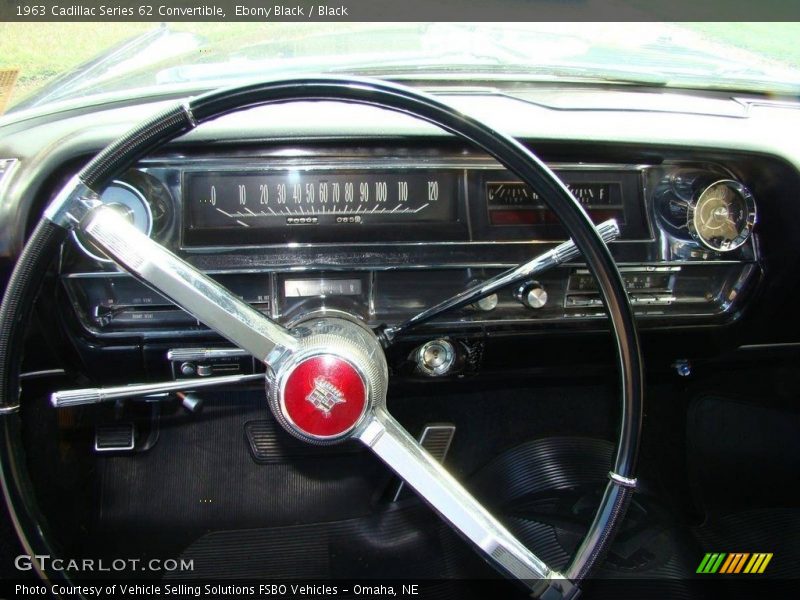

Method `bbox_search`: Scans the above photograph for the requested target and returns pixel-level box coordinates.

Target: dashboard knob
[415,339,457,376]
[467,280,498,312]
[473,293,499,312]
[180,362,196,376]
[515,282,548,309]
[177,392,203,413]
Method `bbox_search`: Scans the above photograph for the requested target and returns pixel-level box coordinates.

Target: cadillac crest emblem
[306,377,346,416]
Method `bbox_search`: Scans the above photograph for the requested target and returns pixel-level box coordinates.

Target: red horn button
[280,355,368,439]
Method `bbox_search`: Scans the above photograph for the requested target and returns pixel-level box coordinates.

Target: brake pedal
[392,423,455,502]
[94,423,135,452]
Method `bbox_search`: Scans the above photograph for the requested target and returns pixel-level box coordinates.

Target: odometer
[183,169,461,246]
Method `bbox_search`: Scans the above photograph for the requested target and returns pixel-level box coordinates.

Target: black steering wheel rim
[0,76,643,594]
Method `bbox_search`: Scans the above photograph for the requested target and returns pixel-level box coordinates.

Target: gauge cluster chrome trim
[688,179,757,252]
[141,157,655,251]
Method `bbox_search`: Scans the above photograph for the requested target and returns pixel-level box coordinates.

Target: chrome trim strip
[608,471,638,488]
[19,369,66,380]
[79,205,299,363]
[0,404,20,415]
[141,157,651,172]
[166,347,248,361]
[51,373,264,407]
[60,259,751,278]
[358,409,561,587]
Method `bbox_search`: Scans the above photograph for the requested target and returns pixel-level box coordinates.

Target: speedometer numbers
[188,170,453,230]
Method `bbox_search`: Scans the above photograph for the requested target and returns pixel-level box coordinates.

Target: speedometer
[182,169,462,246]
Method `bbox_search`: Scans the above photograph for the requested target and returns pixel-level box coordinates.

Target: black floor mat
[687,395,800,511]
[165,437,699,598]
[79,385,701,596]
[91,390,392,558]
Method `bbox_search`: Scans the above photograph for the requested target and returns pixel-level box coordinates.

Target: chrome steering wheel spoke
[78,204,298,366]
[380,219,620,345]
[357,408,570,594]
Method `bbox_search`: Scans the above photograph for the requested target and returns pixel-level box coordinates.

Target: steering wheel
[0,77,643,598]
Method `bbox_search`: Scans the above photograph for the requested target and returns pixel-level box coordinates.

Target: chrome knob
[416,339,457,376]
[467,279,498,312]
[473,293,498,312]
[180,362,196,376]
[178,392,203,413]
[516,282,548,309]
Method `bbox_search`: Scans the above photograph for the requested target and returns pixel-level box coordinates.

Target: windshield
[2,22,800,112]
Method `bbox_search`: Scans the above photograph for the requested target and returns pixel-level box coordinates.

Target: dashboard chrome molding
[381,219,620,342]
[166,347,249,361]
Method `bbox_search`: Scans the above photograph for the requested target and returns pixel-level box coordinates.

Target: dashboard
[2,86,800,382]
[59,148,764,381]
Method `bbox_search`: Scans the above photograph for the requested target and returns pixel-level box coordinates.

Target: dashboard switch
[415,339,457,377]
[515,282,548,309]
[180,362,196,377]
